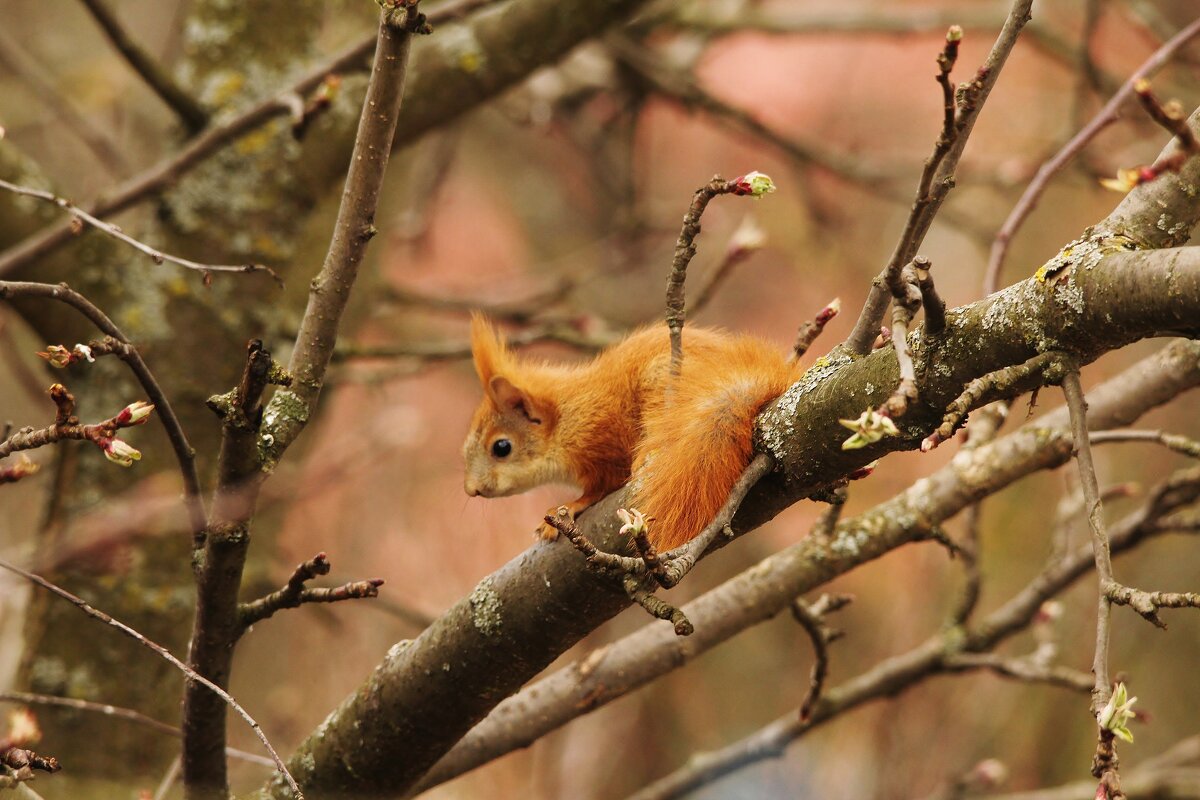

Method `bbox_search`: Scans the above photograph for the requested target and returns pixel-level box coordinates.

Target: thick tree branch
[273,224,1200,798]
[406,339,1200,794]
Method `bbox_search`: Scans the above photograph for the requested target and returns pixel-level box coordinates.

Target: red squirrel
[462,314,802,549]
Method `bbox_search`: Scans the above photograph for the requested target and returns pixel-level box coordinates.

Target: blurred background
[1,0,1199,797]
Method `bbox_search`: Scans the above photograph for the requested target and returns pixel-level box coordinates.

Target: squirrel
[462,313,802,550]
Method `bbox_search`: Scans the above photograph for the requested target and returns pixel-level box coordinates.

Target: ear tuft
[470,312,507,388]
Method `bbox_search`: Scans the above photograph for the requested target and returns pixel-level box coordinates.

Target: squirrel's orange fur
[463,314,801,549]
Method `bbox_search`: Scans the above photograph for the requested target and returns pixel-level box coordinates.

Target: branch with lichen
[405,341,1200,796]
[922,351,1067,452]
[0,0,649,280]
[616,472,1193,800]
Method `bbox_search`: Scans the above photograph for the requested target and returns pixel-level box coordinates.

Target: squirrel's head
[462,314,568,499]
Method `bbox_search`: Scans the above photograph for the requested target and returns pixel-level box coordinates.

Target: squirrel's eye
[491,438,513,458]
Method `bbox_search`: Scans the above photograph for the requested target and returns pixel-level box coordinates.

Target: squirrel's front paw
[536,505,574,541]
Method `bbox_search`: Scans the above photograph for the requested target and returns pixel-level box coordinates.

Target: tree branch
[409,339,1200,794]
[0,281,206,534]
[76,0,210,132]
[0,557,301,797]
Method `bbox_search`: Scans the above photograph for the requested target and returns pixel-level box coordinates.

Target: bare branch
[237,552,384,631]
[0,24,129,175]
[411,341,1200,794]
[0,556,302,798]
[0,692,274,768]
[984,16,1200,295]
[76,0,209,131]
[0,178,281,285]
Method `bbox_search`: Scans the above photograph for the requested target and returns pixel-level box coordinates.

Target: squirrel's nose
[464,479,480,497]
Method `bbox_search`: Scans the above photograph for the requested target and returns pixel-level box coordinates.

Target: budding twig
[791,298,841,361]
[984,16,1200,295]
[0,385,154,467]
[666,174,775,376]
[0,281,205,532]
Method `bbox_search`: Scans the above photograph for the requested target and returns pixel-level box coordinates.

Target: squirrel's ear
[489,376,551,425]
[470,312,507,387]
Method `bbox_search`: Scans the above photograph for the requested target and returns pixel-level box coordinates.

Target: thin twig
[665,176,757,375]
[922,352,1066,452]
[0,556,303,798]
[941,652,1093,691]
[1062,368,1114,711]
[76,0,209,131]
[0,281,206,534]
[846,5,1031,353]
[0,178,281,285]
[1061,367,1127,799]
[153,757,182,800]
[984,16,1200,295]
[0,692,274,767]
[791,594,852,721]
[237,552,384,632]
[1089,428,1200,458]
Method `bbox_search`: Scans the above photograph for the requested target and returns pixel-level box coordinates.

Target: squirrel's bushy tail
[631,335,799,551]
